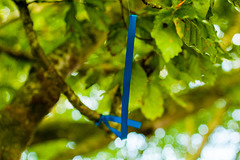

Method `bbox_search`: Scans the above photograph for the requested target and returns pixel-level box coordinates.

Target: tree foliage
[1,0,240,159]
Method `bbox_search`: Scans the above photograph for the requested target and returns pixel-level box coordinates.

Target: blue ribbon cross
[121,14,138,139]
[95,115,141,138]
[95,15,140,139]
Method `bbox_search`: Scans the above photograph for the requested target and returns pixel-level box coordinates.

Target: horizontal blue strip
[95,115,141,138]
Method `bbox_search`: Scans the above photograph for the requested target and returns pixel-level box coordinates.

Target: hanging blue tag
[121,14,138,139]
[95,15,141,139]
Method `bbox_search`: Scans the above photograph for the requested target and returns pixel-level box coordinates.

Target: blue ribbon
[121,15,137,139]
[95,115,141,138]
[95,15,140,139]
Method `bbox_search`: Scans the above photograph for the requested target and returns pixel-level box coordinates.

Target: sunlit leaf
[141,82,164,120]
[151,13,183,62]
[129,63,147,110]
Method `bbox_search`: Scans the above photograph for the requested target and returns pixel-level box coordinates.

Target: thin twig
[122,5,138,15]
[141,0,162,9]
[119,0,153,41]
[119,0,128,29]
[135,35,153,41]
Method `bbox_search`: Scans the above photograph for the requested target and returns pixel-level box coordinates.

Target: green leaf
[192,0,210,19]
[174,18,224,62]
[151,14,183,62]
[134,38,153,60]
[85,69,101,89]
[206,0,215,20]
[228,0,240,11]
[84,0,109,31]
[129,63,147,110]
[135,16,154,40]
[98,94,111,114]
[106,23,127,56]
[65,3,82,47]
[108,69,124,91]
[162,47,218,86]
[141,82,164,120]
[174,4,198,19]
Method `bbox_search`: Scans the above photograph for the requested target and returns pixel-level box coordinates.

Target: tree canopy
[1,0,240,159]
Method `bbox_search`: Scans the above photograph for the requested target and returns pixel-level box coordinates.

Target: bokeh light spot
[198,124,209,135]
[232,109,240,121]
[232,33,240,45]
[72,110,82,121]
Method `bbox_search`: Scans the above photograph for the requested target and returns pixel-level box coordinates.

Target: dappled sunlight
[198,124,209,135]
[170,82,186,93]
[214,98,227,109]
[189,80,205,89]
[200,127,240,160]
[232,109,240,121]
[176,133,190,147]
[232,33,240,46]
[21,151,38,160]
[103,125,240,160]
[159,67,168,79]
[72,110,82,121]
[0,7,10,23]
[222,59,233,72]
[66,141,76,150]
[78,85,105,110]
[214,25,224,39]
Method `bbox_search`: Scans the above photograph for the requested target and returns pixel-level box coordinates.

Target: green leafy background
[1,0,240,159]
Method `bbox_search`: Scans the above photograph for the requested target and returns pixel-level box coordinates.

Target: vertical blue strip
[121,15,137,139]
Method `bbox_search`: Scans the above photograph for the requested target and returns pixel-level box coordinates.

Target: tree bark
[0,3,107,159]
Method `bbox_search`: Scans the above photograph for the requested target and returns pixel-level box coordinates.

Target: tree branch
[141,0,162,9]
[14,0,101,121]
[31,122,104,145]
[0,1,107,159]
[119,0,153,41]
[28,68,240,158]
[0,44,32,61]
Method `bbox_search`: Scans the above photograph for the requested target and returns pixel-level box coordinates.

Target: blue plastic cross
[121,14,138,139]
[95,15,141,139]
